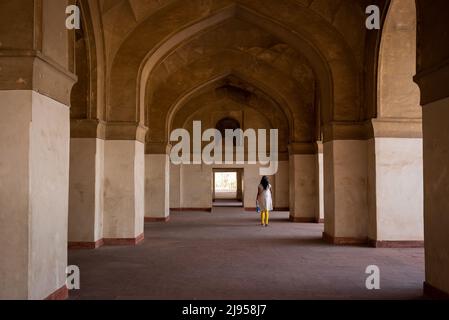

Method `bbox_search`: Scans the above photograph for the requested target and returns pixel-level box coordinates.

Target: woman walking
[257,176,273,227]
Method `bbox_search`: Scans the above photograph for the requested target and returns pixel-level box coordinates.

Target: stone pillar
[317,142,324,223]
[68,121,104,249]
[243,164,261,210]
[181,164,213,211]
[274,156,289,211]
[102,125,146,245]
[236,170,243,202]
[288,143,319,223]
[422,97,449,296]
[0,0,76,299]
[145,143,170,222]
[412,0,449,298]
[323,123,369,245]
[170,163,182,210]
[367,120,423,247]
[369,0,424,247]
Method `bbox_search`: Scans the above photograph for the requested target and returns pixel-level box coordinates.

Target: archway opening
[213,169,244,207]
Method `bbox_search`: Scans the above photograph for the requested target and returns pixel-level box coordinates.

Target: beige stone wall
[42,0,70,70]
[378,0,420,119]
[168,162,284,210]
[181,165,212,209]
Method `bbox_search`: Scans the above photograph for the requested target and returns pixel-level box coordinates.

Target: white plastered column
[145,153,170,221]
[323,125,369,245]
[103,140,145,243]
[317,142,325,223]
[68,135,104,248]
[367,120,423,247]
[0,91,70,299]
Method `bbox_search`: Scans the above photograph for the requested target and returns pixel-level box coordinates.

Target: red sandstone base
[45,285,68,300]
[322,232,368,246]
[145,216,170,223]
[424,282,449,299]
[68,239,104,250]
[289,216,318,223]
[369,239,424,248]
[171,208,212,212]
[103,233,144,246]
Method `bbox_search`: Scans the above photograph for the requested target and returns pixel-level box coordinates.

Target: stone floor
[69,208,425,300]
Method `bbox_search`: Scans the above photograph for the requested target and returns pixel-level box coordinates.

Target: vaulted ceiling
[78,0,391,145]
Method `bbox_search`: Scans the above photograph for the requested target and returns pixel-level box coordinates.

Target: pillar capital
[322,121,372,143]
[95,122,147,143]
[288,142,317,155]
[0,54,77,106]
[145,141,172,155]
[317,141,323,154]
[69,121,148,142]
[371,118,422,139]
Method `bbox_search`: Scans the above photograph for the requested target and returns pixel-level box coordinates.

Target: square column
[145,154,170,222]
[288,143,319,223]
[367,120,424,247]
[274,159,289,211]
[422,97,449,296]
[103,140,145,245]
[0,91,70,300]
[170,163,182,210]
[68,134,104,249]
[317,142,325,223]
[323,138,369,245]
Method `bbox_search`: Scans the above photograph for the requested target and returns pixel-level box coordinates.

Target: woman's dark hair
[260,176,269,190]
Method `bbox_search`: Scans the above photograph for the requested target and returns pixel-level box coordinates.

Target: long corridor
[69,208,424,300]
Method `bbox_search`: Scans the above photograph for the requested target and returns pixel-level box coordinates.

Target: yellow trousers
[261,210,270,225]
